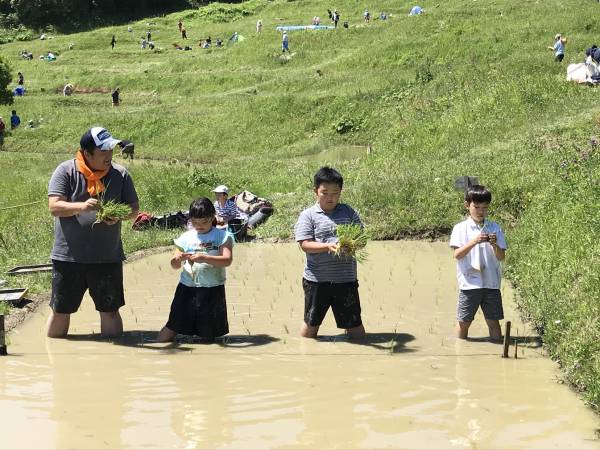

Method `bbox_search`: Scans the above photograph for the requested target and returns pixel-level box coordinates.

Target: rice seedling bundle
[334,223,369,262]
[94,199,131,223]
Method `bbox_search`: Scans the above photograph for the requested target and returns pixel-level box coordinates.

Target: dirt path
[1,242,598,449]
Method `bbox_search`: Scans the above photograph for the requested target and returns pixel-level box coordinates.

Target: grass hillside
[0,0,598,409]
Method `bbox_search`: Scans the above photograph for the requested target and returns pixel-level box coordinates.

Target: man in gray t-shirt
[47,127,139,338]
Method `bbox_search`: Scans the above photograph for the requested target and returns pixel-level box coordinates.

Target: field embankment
[0,0,598,410]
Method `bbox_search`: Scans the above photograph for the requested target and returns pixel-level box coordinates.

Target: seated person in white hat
[212,185,240,227]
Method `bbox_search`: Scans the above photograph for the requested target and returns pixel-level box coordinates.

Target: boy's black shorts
[166,283,229,338]
[303,278,362,329]
[50,260,125,314]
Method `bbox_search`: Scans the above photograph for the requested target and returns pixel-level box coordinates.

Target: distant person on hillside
[148,41,155,50]
[585,44,598,63]
[343,21,349,29]
[156,197,233,343]
[111,35,116,50]
[46,126,139,338]
[118,139,134,160]
[333,9,340,27]
[379,12,387,20]
[112,87,120,107]
[17,72,24,85]
[327,9,332,20]
[141,38,147,49]
[549,34,566,62]
[146,30,152,41]
[364,9,370,22]
[449,185,507,342]
[10,110,20,129]
[216,38,223,48]
[181,27,187,39]
[282,31,289,53]
[256,19,263,33]
[63,83,73,96]
[294,166,366,339]
[178,20,183,32]
[0,117,5,147]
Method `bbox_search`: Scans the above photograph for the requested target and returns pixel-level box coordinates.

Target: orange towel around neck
[76,151,110,197]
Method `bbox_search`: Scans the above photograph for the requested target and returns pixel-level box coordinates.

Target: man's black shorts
[50,260,125,313]
[303,278,362,329]
[166,283,229,338]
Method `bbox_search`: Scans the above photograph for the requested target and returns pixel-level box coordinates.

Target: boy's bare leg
[47,312,70,338]
[157,326,177,342]
[346,324,366,339]
[300,322,319,338]
[456,321,471,339]
[485,319,502,342]
[100,311,123,337]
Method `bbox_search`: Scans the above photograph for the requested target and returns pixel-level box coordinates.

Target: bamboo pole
[0,315,7,355]
[514,338,518,359]
[502,321,511,358]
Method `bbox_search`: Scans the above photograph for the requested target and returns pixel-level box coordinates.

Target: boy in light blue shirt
[157,197,234,342]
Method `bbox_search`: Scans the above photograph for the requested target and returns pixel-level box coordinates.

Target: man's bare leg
[456,321,471,339]
[47,311,70,338]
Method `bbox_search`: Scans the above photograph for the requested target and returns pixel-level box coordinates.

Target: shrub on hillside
[187,167,221,189]
[333,115,365,134]
[0,56,13,105]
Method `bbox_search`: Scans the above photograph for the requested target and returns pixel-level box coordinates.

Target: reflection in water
[0,242,598,449]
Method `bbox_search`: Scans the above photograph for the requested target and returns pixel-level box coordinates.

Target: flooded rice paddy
[1,242,599,449]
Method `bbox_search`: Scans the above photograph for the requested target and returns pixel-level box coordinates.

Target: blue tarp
[13,86,25,96]
[410,6,423,15]
[275,25,335,32]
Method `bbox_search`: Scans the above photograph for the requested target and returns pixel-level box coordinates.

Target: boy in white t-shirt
[449,185,507,341]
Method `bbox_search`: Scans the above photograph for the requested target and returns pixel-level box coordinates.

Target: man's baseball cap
[212,185,229,194]
[80,127,121,151]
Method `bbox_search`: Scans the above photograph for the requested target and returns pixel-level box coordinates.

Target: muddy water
[1,242,598,449]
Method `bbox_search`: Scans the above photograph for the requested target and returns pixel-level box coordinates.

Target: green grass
[0,0,598,410]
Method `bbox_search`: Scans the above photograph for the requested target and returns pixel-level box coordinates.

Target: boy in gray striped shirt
[294,167,366,339]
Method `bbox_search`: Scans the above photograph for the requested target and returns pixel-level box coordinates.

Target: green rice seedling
[94,199,132,224]
[334,224,369,262]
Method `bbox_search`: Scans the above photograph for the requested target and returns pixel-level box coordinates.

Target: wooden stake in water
[514,338,518,359]
[502,321,511,358]
[0,315,7,356]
